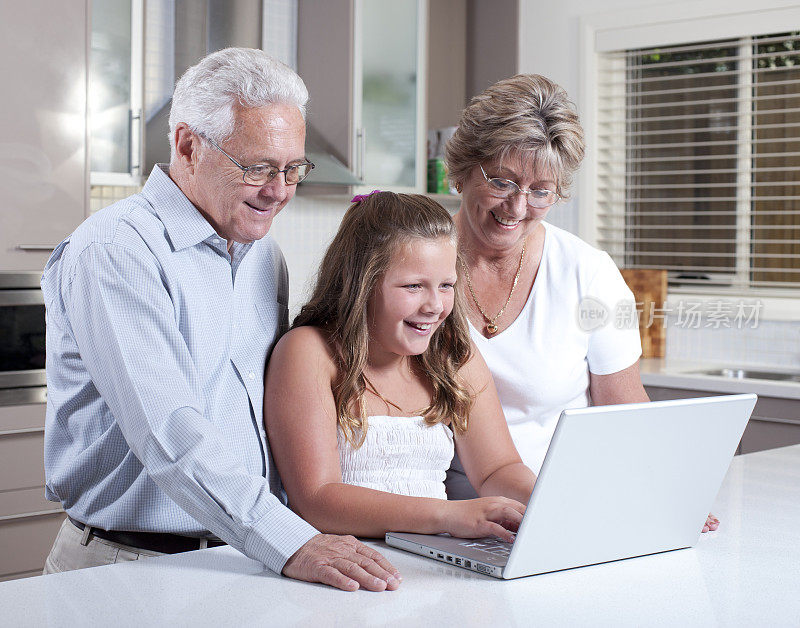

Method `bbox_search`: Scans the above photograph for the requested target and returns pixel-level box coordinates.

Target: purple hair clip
[351,189,383,203]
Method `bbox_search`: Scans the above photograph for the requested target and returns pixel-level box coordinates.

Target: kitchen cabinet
[0,1,89,271]
[0,395,64,582]
[89,0,145,186]
[645,385,800,454]
[297,0,427,191]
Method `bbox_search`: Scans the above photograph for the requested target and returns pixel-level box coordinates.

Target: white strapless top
[338,415,454,500]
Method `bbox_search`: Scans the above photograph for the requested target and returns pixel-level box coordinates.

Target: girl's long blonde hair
[293,192,473,447]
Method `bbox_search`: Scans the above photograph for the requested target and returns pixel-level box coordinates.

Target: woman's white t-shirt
[469,222,642,475]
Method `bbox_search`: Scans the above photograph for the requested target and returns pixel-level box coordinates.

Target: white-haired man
[41,48,400,592]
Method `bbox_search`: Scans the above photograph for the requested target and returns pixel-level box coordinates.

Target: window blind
[596,32,800,292]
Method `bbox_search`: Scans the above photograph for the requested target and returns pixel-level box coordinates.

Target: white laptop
[385,394,757,579]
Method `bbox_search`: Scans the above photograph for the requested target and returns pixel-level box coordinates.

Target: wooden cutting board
[620,269,668,359]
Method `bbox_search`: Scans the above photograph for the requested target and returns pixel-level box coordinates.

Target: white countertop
[640,358,800,400]
[2,445,799,627]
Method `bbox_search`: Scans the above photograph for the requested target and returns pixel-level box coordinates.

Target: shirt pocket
[255,299,288,346]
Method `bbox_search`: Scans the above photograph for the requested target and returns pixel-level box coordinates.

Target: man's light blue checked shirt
[41,165,317,573]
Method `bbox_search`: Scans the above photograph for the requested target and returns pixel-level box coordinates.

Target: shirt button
[213,238,221,245]
[248,372,255,380]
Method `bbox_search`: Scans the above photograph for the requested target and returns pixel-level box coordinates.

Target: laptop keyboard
[457,536,514,557]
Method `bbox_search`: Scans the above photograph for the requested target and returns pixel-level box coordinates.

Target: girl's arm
[455,344,537,505]
[264,327,524,540]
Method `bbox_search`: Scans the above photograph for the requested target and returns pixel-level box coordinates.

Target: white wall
[514,0,668,234]
[516,0,670,96]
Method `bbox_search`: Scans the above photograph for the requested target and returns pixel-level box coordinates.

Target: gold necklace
[363,371,431,417]
[460,240,526,335]
[363,374,406,414]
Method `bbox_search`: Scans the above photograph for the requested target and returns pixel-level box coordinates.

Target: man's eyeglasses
[479,164,560,208]
[202,134,315,186]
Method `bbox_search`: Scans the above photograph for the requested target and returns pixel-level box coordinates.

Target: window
[596,32,800,293]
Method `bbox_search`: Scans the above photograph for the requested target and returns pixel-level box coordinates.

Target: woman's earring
[455,182,462,193]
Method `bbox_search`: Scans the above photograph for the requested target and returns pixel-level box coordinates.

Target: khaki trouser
[43,518,164,575]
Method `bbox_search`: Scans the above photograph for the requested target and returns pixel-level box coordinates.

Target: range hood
[302,124,362,186]
[143,0,360,186]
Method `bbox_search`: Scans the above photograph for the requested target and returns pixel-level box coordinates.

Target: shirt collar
[142,164,219,251]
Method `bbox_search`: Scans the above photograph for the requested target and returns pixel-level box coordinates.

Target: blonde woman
[265,191,536,540]
[444,74,718,533]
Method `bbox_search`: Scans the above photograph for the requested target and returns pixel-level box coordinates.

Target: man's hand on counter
[282,534,402,591]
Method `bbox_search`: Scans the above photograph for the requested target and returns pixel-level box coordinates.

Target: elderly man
[40,48,400,592]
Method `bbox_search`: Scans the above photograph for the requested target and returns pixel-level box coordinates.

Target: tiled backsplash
[90,185,800,368]
[268,194,348,319]
[90,185,142,213]
[666,316,800,370]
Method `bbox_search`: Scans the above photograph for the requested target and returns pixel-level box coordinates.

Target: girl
[265,191,536,541]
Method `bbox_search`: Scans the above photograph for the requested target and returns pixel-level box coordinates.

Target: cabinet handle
[0,508,65,523]
[357,127,366,182]
[16,245,56,251]
[130,108,142,175]
[0,426,45,437]
[749,415,800,426]
[0,387,47,407]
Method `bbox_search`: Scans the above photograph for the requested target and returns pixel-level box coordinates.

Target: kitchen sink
[689,368,800,382]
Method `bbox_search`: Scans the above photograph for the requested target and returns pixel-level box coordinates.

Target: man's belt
[68,517,226,554]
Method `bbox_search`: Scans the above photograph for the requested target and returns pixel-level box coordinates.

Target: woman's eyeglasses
[480,164,560,208]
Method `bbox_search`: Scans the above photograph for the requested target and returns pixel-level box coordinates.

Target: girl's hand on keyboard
[441,497,525,542]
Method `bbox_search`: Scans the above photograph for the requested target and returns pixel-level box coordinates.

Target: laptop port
[465,560,472,568]
[455,558,462,566]
[446,556,453,562]
[437,553,444,559]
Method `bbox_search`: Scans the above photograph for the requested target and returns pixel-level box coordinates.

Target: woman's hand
[441,497,526,542]
[702,513,719,533]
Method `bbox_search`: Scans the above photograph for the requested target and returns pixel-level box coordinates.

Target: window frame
[579,0,800,321]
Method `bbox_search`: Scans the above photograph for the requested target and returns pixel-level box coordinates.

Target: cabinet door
[644,386,800,454]
[89,0,144,186]
[0,513,66,581]
[354,0,426,190]
[643,386,712,402]
[0,1,88,271]
[297,0,426,191]
[0,401,64,581]
[740,418,800,454]
[0,401,48,494]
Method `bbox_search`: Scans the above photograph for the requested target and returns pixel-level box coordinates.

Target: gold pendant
[486,323,498,334]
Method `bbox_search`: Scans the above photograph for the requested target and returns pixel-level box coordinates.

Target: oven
[0,271,47,406]
[0,273,62,581]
